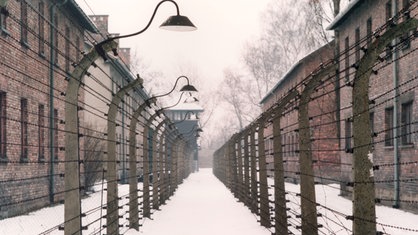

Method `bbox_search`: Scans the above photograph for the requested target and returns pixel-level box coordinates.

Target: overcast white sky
[76,0,271,90]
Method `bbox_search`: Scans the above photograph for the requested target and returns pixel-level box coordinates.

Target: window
[21,98,28,162]
[370,112,375,137]
[367,17,372,47]
[54,109,59,160]
[385,1,393,60]
[0,92,6,162]
[291,134,296,156]
[386,1,392,23]
[345,119,352,151]
[344,36,350,83]
[403,0,411,19]
[38,2,45,56]
[20,0,28,45]
[355,27,360,62]
[401,0,411,50]
[385,107,394,146]
[0,7,9,34]
[75,36,81,62]
[38,104,45,162]
[401,102,413,145]
[65,26,70,73]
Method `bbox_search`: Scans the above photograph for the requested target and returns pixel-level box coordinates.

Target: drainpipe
[392,0,400,208]
[48,0,68,205]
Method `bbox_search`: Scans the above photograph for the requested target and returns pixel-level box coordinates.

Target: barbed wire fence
[0,0,196,234]
[214,2,418,235]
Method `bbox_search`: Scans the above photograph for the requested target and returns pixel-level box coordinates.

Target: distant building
[165,100,204,172]
[260,41,339,183]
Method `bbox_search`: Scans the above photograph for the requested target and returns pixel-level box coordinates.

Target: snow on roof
[166,101,204,112]
[327,0,362,30]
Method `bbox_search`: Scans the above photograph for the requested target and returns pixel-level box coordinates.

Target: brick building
[0,0,97,218]
[260,41,340,183]
[328,0,418,210]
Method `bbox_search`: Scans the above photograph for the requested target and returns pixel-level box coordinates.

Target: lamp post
[95,0,196,61]
[63,1,196,234]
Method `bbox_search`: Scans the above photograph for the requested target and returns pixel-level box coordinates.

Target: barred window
[355,27,360,62]
[21,98,28,162]
[0,7,9,34]
[38,1,45,56]
[385,1,393,60]
[345,119,352,151]
[54,109,59,160]
[401,102,413,145]
[20,0,28,45]
[38,104,45,162]
[385,107,394,146]
[0,92,7,162]
[344,37,350,83]
[65,26,70,73]
[366,17,372,47]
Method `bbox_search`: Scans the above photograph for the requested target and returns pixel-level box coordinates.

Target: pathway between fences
[134,168,270,235]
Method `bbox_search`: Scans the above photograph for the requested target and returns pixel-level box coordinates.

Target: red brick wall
[0,0,87,218]
[335,0,418,211]
[261,42,339,183]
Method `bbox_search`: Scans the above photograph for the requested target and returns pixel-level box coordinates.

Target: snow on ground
[130,169,271,235]
[1,168,418,235]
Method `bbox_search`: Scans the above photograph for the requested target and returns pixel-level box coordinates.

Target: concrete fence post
[128,100,149,230]
[351,17,418,234]
[257,115,271,228]
[250,125,259,214]
[106,78,143,235]
[298,64,335,235]
[64,40,117,235]
[243,129,251,207]
[273,90,298,235]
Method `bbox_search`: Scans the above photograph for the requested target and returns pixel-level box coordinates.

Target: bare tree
[243,0,344,100]
[218,68,260,130]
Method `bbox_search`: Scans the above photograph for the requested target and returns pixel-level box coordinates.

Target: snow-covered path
[130,168,271,235]
[1,168,418,234]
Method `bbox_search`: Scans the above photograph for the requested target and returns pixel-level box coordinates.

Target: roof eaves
[259,61,301,104]
[67,0,99,33]
[327,0,362,30]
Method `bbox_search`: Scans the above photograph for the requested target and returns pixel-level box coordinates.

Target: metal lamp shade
[159,15,197,31]
[180,84,198,92]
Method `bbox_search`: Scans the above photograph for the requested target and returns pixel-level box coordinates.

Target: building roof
[166,101,204,112]
[327,0,363,30]
[67,0,99,33]
[259,41,334,105]
[259,62,302,104]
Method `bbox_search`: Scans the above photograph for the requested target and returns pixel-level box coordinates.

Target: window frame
[0,92,7,163]
[401,101,413,145]
[38,1,45,56]
[38,104,45,162]
[385,107,394,147]
[54,108,59,161]
[344,119,352,152]
[20,98,29,162]
[20,0,29,46]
